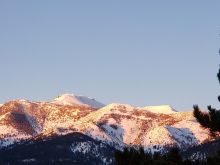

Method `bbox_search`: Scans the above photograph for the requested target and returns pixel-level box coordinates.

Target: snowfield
[141,105,177,114]
[52,93,105,108]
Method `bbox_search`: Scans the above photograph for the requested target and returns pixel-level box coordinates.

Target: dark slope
[0,132,115,165]
[182,138,220,160]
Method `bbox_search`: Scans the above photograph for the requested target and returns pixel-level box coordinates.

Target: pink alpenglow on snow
[52,93,105,109]
[141,105,177,114]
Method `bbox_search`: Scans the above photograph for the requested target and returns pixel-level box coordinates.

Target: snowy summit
[141,105,177,114]
[52,93,105,109]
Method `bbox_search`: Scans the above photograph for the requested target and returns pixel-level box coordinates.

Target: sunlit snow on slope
[53,93,105,108]
[166,126,198,149]
[0,124,31,148]
[143,126,173,147]
[142,105,177,114]
[171,119,210,143]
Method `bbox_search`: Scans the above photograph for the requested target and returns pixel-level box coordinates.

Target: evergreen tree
[166,147,183,164]
[193,55,220,135]
[115,147,190,165]
[193,53,220,164]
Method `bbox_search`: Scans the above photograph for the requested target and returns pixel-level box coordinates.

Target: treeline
[115,146,220,165]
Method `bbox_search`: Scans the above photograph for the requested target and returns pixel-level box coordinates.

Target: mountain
[0,94,214,164]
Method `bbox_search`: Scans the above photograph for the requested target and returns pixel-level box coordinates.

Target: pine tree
[193,55,220,135]
[193,53,220,164]
[166,147,183,163]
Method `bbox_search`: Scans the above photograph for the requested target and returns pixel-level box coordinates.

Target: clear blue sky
[0,1,219,110]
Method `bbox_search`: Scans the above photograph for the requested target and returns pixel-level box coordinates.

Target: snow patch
[143,126,173,150]
[166,125,198,148]
[21,159,36,163]
[142,105,177,114]
[171,120,210,143]
[71,141,92,154]
[53,93,105,108]
[70,142,113,164]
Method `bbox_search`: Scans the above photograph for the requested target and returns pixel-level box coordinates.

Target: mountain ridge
[0,94,214,163]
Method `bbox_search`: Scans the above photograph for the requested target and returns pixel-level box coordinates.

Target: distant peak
[141,105,177,114]
[55,93,74,98]
[53,93,105,109]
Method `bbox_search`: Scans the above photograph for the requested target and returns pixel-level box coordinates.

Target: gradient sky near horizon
[0,1,219,111]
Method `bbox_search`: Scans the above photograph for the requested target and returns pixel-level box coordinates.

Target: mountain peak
[52,93,105,109]
[141,105,177,114]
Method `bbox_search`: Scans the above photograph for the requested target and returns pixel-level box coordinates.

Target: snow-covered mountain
[0,94,213,163]
[52,93,105,108]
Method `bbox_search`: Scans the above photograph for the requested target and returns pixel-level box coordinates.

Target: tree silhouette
[193,54,220,135]
[192,53,220,164]
[115,146,207,165]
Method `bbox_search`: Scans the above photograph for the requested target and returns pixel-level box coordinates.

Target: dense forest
[115,146,220,165]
